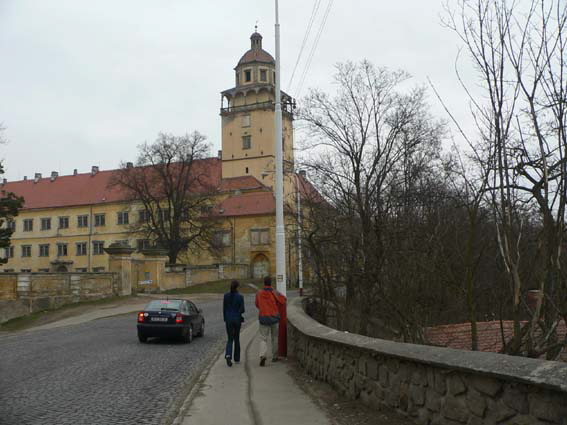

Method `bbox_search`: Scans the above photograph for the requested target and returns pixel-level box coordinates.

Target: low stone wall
[0,272,116,324]
[287,297,567,425]
[162,272,187,291]
[187,264,249,285]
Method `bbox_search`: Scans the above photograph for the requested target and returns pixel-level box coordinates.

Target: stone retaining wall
[0,272,116,324]
[287,297,567,425]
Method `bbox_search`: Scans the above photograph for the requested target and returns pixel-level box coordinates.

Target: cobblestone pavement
[0,295,256,425]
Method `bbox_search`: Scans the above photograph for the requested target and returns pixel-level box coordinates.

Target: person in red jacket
[255,276,286,366]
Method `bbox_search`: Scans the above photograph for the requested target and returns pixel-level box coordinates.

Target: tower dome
[237,32,275,66]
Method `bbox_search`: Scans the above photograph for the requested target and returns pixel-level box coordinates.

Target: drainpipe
[88,205,93,271]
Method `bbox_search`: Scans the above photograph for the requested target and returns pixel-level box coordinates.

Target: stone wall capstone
[287,297,567,425]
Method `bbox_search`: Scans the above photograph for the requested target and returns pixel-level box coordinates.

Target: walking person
[223,280,245,367]
[255,276,286,366]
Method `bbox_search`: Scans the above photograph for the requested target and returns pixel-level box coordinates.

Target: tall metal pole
[274,0,286,296]
[297,175,304,296]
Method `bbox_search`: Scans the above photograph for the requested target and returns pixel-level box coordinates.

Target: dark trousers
[225,321,242,362]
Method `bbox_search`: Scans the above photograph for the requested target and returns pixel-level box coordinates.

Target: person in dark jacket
[223,280,245,367]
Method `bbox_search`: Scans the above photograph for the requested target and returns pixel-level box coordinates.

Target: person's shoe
[259,357,266,367]
[225,356,232,367]
[272,357,279,362]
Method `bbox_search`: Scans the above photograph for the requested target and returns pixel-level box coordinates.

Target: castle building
[1,31,314,282]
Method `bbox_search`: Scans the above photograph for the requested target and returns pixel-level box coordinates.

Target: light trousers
[259,323,278,359]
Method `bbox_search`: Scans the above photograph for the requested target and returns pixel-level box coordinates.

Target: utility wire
[288,0,323,90]
[296,0,334,97]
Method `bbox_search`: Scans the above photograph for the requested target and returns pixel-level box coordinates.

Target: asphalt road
[0,295,257,425]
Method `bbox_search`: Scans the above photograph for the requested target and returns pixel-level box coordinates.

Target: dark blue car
[137,299,205,343]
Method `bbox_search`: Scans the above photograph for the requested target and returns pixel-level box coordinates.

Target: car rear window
[145,300,182,311]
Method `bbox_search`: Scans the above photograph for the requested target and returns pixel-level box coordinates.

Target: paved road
[0,295,257,425]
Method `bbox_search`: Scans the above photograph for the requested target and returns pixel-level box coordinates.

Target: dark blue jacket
[223,291,245,323]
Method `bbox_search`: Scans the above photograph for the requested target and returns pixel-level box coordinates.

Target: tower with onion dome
[220,30,295,188]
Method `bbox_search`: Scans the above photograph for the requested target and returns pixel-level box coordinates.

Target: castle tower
[220,31,295,188]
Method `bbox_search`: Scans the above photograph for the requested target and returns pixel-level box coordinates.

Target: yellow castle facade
[1,31,308,284]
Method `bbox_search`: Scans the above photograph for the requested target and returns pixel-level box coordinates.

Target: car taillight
[137,312,145,323]
[175,313,183,324]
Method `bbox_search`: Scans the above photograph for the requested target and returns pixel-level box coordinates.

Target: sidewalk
[175,321,331,425]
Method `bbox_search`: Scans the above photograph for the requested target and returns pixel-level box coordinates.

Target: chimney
[23,176,27,181]
[73,169,78,175]
[91,166,99,176]
[217,150,222,159]
[527,290,542,313]
[126,162,133,169]
[34,173,42,183]
[50,171,58,181]
[2,178,6,184]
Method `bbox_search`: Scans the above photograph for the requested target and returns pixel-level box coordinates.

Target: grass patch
[0,295,131,333]
[163,279,263,295]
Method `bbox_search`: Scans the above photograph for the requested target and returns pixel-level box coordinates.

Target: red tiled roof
[1,158,266,210]
[296,173,325,203]
[238,48,275,66]
[213,192,275,217]
[219,176,267,192]
[426,320,567,362]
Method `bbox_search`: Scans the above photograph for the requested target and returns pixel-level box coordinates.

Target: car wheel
[184,325,193,343]
[138,332,148,343]
[197,320,205,337]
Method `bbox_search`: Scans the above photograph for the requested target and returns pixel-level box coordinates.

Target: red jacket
[255,286,286,325]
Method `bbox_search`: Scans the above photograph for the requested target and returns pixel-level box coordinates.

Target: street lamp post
[274,0,286,297]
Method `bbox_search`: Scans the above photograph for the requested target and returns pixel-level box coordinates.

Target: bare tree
[0,124,24,264]
[110,132,217,264]
[298,61,446,337]
[445,0,567,359]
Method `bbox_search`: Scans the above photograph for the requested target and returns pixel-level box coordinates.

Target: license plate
[151,317,168,322]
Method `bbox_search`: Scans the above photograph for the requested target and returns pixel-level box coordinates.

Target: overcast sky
[0,0,474,181]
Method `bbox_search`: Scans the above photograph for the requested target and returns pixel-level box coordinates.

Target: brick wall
[287,298,567,425]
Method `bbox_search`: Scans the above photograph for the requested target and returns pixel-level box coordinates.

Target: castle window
[57,243,68,257]
[78,215,88,228]
[21,245,32,257]
[245,69,252,82]
[251,229,270,246]
[242,115,251,127]
[94,213,106,227]
[213,231,231,248]
[137,239,152,251]
[260,69,267,82]
[76,242,87,256]
[23,219,33,232]
[5,246,14,258]
[139,210,150,223]
[117,211,129,225]
[59,217,69,229]
[7,220,15,231]
[242,135,251,150]
[93,241,105,255]
[39,244,50,257]
[41,218,51,231]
